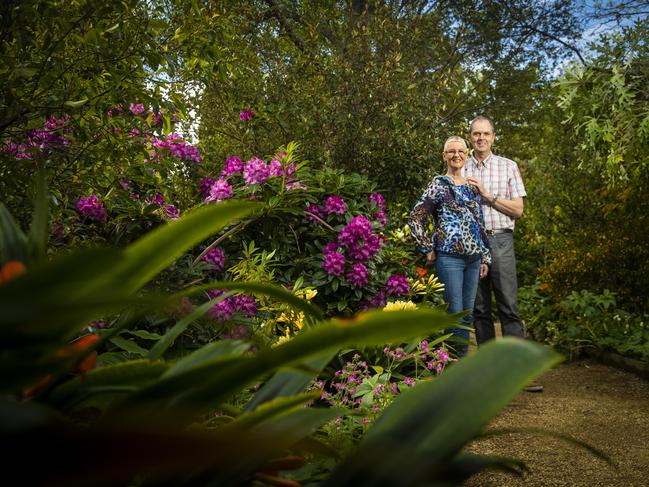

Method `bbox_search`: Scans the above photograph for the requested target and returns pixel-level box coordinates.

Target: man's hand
[479,263,489,278]
[426,250,436,266]
[466,176,487,197]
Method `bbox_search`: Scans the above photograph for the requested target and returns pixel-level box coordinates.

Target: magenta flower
[386,274,410,295]
[323,241,339,254]
[404,377,415,387]
[220,156,243,177]
[268,158,284,177]
[119,179,130,190]
[233,294,257,317]
[368,192,386,208]
[347,235,381,261]
[201,247,225,271]
[200,177,215,196]
[129,103,146,115]
[360,290,386,311]
[285,179,307,191]
[239,109,254,121]
[206,289,234,321]
[324,196,347,215]
[243,157,269,185]
[164,204,180,220]
[338,216,372,247]
[205,178,233,203]
[322,251,346,277]
[146,192,166,206]
[305,204,324,223]
[346,262,368,288]
[76,195,107,222]
[373,209,388,227]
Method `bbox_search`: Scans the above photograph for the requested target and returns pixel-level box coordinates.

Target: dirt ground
[464,359,649,486]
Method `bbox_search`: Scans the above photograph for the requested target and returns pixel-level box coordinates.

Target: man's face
[470,120,494,154]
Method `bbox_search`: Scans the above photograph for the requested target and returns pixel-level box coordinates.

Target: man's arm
[465,176,524,219]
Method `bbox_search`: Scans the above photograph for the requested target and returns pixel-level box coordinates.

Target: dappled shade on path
[465,359,649,486]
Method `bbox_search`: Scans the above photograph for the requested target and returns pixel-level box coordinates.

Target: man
[464,116,543,392]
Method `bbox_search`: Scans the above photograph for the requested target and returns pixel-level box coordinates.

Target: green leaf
[63,98,89,108]
[162,340,251,379]
[109,337,148,357]
[123,330,163,340]
[226,392,320,431]
[324,338,562,486]
[0,203,29,264]
[108,309,457,421]
[28,161,48,262]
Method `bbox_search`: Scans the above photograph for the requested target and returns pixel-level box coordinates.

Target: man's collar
[471,152,493,167]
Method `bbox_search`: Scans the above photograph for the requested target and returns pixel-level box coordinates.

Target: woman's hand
[479,263,489,278]
[426,250,436,266]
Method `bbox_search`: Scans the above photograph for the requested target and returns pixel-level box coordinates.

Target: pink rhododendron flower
[76,196,107,222]
[243,157,269,185]
[322,251,346,276]
[346,262,368,288]
[205,178,233,202]
[201,247,225,271]
[239,109,254,121]
[220,156,243,177]
[268,158,284,177]
[324,196,347,215]
[386,274,410,295]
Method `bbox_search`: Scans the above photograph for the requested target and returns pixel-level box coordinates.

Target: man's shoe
[524,381,544,393]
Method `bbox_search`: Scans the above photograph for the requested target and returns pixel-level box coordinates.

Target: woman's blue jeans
[435,252,481,356]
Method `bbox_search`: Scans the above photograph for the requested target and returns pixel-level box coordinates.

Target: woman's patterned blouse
[408,176,491,264]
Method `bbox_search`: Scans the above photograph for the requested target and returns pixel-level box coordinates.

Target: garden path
[464,357,649,486]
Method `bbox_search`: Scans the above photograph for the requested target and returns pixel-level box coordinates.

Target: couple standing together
[409,116,538,390]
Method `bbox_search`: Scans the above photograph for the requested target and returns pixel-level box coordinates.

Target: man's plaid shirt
[465,153,527,231]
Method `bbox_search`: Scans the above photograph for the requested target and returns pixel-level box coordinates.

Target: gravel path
[465,359,649,486]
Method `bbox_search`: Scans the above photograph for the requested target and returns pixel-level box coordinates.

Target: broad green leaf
[108,309,456,420]
[226,392,320,431]
[0,203,29,264]
[109,337,148,357]
[63,98,89,108]
[324,338,562,486]
[123,330,163,340]
[244,351,334,412]
[162,340,251,379]
[109,200,259,295]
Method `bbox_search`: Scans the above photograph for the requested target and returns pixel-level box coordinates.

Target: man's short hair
[443,135,467,151]
[469,116,495,133]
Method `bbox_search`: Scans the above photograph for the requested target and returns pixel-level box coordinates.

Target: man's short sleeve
[508,161,527,199]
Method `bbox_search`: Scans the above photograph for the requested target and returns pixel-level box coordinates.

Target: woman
[408,136,491,356]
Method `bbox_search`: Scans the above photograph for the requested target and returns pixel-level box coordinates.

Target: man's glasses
[444,149,467,156]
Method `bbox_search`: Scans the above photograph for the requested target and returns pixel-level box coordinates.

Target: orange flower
[415,266,428,279]
[539,283,550,291]
[67,334,101,373]
[0,260,26,284]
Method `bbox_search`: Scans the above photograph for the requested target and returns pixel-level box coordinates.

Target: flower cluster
[346,262,369,288]
[324,195,347,215]
[239,109,254,121]
[322,247,346,277]
[76,196,107,222]
[205,178,233,203]
[243,157,270,185]
[420,340,452,374]
[368,192,388,227]
[201,246,226,271]
[4,115,72,160]
[319,354,372,407]
[221,156,244,178]
[305,204,324,223]
[206,289,257,322]
[386,274,410,295]
[145,133,201,164]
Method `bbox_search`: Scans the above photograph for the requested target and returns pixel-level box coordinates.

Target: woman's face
[443,140,468,171]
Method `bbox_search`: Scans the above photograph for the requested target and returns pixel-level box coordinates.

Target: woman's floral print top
[408,176,491,264]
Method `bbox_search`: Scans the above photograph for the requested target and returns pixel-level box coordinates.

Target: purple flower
[206,289,234,321]
[220,156,243,177]
[201,247,225,271]
[205,178,233,203]
[421,340,430,354]
[347,235,381,261]
[286,162,297,175]
[53,224,64,239]
[164,204,180,220]
[119,179,130,190]
[404,377,415,387]
[76,196,107,222]
[368,192,386,208]
[239,109,254,121]
[322,251,346,277]
[285,179,307,191]
[324,196,347,215]
[200,177,215,196]
[386,274,410,295]
[243,157,269,185]
[338,216,372,247]
[221,324,249,340]
[129,103,146,115]
[392,383,399,394]
[323,242,339,254]
[373,209,388,227]
[305,204,323,224]
[361,290,386,311]
[233,294,257,317]
[346,262,368,288]
[268,158,284,177]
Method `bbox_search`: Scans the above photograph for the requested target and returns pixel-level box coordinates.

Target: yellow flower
[383,300,417,312]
